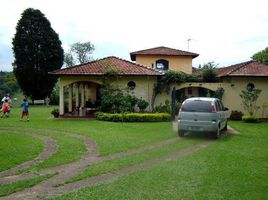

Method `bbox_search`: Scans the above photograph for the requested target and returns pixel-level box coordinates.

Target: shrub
[240,88,262,116]
[242,115,259,123]
[95,112,171,122]
[154,100,171,113]
[230,110,243,120]
[51,108,59,118]
[137,98,149,112]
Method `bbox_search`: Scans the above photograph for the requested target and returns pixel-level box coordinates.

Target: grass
[2,127,87,173]
[0,130,44,172]
[49,121,268,200]
[65,137,201,184]
[1,106,176,156]
[28,131,87,171]
[0,173,55,197]
[2,106,267,199]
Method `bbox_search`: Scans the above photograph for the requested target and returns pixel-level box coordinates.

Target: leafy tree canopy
[0,71,20,98]
[64,42,94,67]
[252,47,268,64]
[200,62,218,82]
[12,8,64,100]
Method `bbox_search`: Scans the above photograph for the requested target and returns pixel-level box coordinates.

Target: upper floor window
[155,59,169,71]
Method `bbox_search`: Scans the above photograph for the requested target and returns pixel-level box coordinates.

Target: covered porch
[59,81,101,117]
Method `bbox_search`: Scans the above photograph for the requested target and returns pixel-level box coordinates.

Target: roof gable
[50,56,164,76]
[130,46,199,61]
[217,60,268,77]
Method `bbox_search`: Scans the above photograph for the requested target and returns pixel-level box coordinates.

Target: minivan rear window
[182,100,212,112]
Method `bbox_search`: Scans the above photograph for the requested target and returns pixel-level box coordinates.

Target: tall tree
[201,62,218,82]
[64,42,94,67]
[64,52,75,67]
[12,8,64,100]
[252,47,268,64]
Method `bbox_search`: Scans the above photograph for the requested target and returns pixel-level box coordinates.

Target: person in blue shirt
[21,98,29,121]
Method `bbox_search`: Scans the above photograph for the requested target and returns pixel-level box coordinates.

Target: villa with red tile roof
[51,46,268,118]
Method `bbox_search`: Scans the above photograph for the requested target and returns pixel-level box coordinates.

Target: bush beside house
[96,112,171,122]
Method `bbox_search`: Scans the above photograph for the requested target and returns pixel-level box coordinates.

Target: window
[155,59,169,70]
[127,81,136,90]
[247,83,255,91]
[218,100,224,111]
[215,101,222,111]
[182,100,212,112]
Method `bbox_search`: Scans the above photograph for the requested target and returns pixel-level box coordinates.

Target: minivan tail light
[211,104,216,112]
[179,106,184,112]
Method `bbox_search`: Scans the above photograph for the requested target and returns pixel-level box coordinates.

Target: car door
[218,100,227,129]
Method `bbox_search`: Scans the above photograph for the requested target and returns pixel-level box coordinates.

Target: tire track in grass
[0,127,180,199]
[0,125,230,200]
[2,140,214,200]
[0,128,57,180]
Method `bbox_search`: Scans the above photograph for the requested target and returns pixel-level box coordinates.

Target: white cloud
[0,0,268,71]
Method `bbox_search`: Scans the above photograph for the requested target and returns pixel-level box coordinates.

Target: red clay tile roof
[130,46,199,61]
[217,60,268,77]
[50,56,164,76]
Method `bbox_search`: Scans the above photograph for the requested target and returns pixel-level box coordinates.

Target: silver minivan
[178,97,228,139]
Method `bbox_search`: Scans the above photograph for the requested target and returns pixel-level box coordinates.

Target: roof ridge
[111,56,165,75]
[226,60,253,75]
[50,56,165,76]
[51,57,111,73]
[130,46,198,55]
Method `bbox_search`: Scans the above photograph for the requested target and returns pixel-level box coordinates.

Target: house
[217,61,268,118]
[50,46,268,118]
[50,56,164,116]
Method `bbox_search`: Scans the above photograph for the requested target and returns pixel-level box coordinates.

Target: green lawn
[1,106,267,199]
[65,137,201,185]
[0,130,44,172]
[1,107,176,156]
[50,121,268,200]
[0,173,55,197]
[27,131,87,171]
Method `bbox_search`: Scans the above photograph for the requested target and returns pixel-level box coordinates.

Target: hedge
[242,115,259,123]
[95,112,172,122]
[229,110,243,120]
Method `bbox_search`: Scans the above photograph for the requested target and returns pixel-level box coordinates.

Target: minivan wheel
[214,127,220,139]
[223,121,228,131]
[178,130,184,137]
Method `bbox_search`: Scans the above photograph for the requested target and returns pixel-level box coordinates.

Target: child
[1,99,9,118]
[21,98,29,121]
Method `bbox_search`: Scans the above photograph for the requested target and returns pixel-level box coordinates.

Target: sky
[1,0,268,71]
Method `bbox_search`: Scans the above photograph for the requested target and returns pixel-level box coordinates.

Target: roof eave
[218,74,268,78]
[130,53,199,59]
[50,73,164,76]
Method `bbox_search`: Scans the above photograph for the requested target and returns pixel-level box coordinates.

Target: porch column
[81,83,85,108]
[75,83,79,108]
[59,85,64,115]
[85,84,89,101]
[68,84,73,112]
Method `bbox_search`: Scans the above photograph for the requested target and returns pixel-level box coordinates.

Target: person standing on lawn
[21,98,29,121]
[1,99,9,118]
